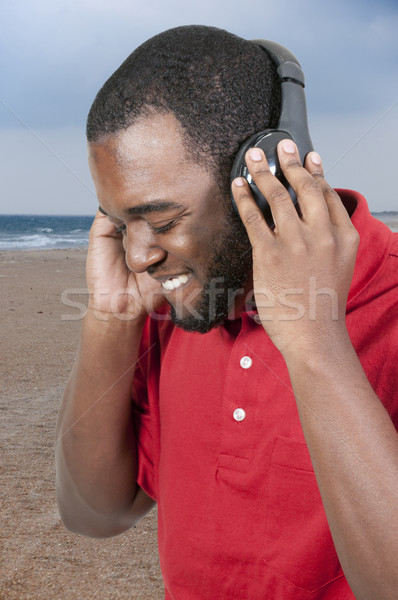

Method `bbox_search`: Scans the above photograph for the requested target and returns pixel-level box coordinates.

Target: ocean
[0,212,397,251]
[0,215,94,250]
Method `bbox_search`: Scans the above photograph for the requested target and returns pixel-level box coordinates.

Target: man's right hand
[86,210,166,319]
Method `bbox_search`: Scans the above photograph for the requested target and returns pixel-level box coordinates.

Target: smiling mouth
[161,273,191,291]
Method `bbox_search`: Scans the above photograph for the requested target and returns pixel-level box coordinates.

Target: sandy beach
[0,248,163,599]
[1,211,397,599]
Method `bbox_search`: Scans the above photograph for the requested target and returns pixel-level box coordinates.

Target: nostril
[125,245,167,273]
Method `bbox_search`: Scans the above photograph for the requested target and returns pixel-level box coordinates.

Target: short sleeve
[131,319,157,501]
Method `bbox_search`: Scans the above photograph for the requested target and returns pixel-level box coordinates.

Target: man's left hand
[232,140,359,358]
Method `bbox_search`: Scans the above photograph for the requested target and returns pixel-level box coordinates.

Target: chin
[169,302,230,334]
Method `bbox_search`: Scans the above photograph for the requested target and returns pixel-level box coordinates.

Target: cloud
[2,0,397,127]
[0,0,397,213]
[311,104,398,211]
[0,126,95,215]
[1,102,397,215]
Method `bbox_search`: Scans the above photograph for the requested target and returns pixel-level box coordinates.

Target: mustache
[147,264,192,276]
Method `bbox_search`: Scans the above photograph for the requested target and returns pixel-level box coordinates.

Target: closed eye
[112,218,179,235]
[149,220,178,234]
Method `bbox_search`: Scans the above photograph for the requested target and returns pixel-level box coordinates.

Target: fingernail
[234,177,245,187]
[311,151,322,165]
[248,148,263,161]
[281,140,296,154]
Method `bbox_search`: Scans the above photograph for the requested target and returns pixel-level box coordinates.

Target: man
[55,26,398,599]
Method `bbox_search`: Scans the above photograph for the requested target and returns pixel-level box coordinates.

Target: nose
[124,226,167,273]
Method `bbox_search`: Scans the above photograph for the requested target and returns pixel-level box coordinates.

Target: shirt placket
[217,314,262,473]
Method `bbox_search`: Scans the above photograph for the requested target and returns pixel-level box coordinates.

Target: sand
[0,248,163,599]
[2,213,396,598]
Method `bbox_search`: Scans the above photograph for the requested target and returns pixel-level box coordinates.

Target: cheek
[188,206,228,243]
[177,222,223,260]
[166,221,200,250]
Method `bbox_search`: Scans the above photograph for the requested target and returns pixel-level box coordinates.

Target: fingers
[273,140,332,225]
[277,140,356,231]
[247,147,302,232]
[232,146,302,241]
[232,175,274,248]
[232,140,354,234]
[303,152,354,227]
[91,208,122,239]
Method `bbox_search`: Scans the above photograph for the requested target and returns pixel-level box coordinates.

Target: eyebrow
[99,201,184,218]
[126,201,184,216]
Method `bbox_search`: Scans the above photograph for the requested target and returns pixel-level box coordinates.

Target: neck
[227,271,255,320]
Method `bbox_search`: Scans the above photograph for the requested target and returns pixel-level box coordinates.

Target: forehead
[87,112,219,213]
[89,112,201,180]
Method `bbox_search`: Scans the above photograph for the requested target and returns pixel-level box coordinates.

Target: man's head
[87,26,281,332]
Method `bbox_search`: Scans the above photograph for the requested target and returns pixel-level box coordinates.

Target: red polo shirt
[132,190,398,599]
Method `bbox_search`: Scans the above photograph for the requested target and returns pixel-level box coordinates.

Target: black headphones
[230,39,313,228]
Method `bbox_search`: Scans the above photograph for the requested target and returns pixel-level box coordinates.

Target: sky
[0,0,397,214]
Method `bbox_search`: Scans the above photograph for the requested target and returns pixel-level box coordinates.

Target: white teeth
[171,277,182,289]
[161,273,190,291]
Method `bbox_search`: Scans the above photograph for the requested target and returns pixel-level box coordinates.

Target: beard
[169,206,252,334]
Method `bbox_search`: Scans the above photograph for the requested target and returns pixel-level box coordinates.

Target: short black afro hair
[86,25,281,193]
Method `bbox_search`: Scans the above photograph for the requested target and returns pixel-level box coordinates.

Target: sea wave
[0,215,93,251]
[0,234,89,250]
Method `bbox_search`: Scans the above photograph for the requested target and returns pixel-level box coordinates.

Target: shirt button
[254,314,262,324]
[233,408,246,422]
[240,356,252,369]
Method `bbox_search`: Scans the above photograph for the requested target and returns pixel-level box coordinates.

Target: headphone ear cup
[230,130,298,229]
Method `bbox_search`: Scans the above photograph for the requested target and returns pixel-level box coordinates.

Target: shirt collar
[336,189,394,306]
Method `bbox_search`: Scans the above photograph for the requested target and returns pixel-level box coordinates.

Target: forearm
[284,333,398,600]
[55,308,147,536]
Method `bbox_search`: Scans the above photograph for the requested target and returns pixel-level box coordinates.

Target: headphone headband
[252,39,301,68]
[230,38,314,228]
[251,38,312,164]
[253,39,305,86]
